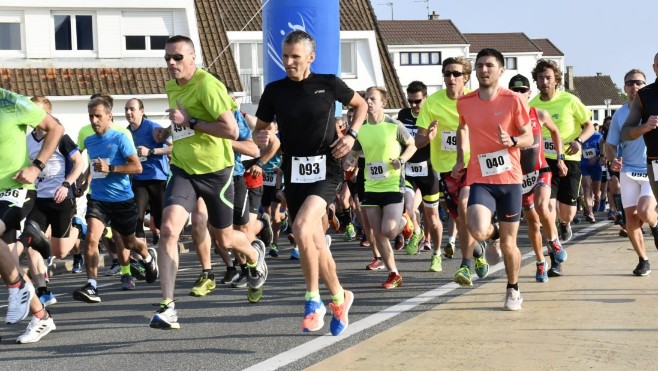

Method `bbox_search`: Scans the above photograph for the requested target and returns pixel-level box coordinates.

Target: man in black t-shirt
[254,30,367,336]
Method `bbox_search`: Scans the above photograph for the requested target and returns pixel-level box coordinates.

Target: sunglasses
[511,87,530,93]
[407,99,423,105]
[625,79,646,87]
[164,54,187,62]
[443,71,464,78]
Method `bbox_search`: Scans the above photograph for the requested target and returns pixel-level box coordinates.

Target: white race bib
[441,131,457,151]
[139,155,148,162]
[583,148,596,159]
[263,172,276,186]
[478,149,512,177]
[291,155,326,183]
[522,170,538,194]
[405,161,428,177]
[91,158,110,179]
[543,138,556,156]
[366,162,388,181]
[0,188,28,208]
[653,161,658,179]
[627,171,649,182]
[172,124,195,141]
[407,127,418,138]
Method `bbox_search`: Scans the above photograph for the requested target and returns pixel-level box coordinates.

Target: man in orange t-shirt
[452,48,532,311]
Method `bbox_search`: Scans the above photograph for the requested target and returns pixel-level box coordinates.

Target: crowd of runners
[2,32,658,345]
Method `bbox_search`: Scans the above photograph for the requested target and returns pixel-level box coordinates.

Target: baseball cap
[509,74,530,90]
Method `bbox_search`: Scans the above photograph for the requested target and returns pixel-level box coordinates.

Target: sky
[370,0,657,89]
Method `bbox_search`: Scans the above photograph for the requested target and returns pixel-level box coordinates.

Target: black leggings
[132,179,166,238]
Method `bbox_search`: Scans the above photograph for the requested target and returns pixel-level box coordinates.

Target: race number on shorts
[478,149,512,177]
[366,162,388,181]
[522,170,538,194]
[291,155,326,183]
[172,124,195,141]
[0,188,28,208]
[583,148,596,159]
[405,161,428,177]
[263,172,276,186]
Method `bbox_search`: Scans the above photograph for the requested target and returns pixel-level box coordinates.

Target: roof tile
[378,20,468,45]
[568,75,624,106]
[464,33,541,54]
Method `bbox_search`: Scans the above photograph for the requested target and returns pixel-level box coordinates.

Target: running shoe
[633,258,651,276]
[189,273,216,297]
[585,213,596,224]
[394,234,404,250]
[619,228,628,237]
[220,267,239,284]
[6,281,35,324]
[548,239,567,263]
[429,254,442,272]
[71,216,87,238]
[572,215,581,225]
[405,230,422,256]
[72,283,101,303]
[382,272,403,289]
[558,223,573,243]
[21,220,51,259]
[329,290,354,336]
[149,300,179,330]
[401,211,414,240]
[104,260,121,276]
[327,204,341,233]
[280,212,289,233]
[16,313,56,344]
[231,271,248,288]
[650,225,658,250]
[547,263,563,277]
[120,274,136,291]
[71,254,84,274]
[269,242,279,258]
[366,258,385,270]
[143,247,159,284]
[615,212,624,226]
[359,235,371,247]
[607,210,616,220]
[474,256,489,278]
[258,213,274,247]
[439,206,448,222]
[38,290,57,307]
[485,239,503,265]
[247,287,263,303]
[454,265,473,286]
[130,258,146,280]
[421,238,432,251]
[503,288,523,311]
[444,240,456,259]
[247,240,268,290]
[290,246,300,260]
[536,261,549,282]
[151,233,160,246]
[301,299,326,332]
[343,223,356,241]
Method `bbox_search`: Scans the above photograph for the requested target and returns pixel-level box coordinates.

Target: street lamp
[604,98,611,117]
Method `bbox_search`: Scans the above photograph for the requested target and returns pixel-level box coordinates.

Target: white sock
[88,279,97,288]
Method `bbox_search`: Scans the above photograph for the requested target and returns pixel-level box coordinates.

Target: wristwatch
[32,159,46,171]
[149,148,155,156]
[575,137,583,145]
[61,181,71,189]
[510,136,518,147]
[109,165,116,173]
[557,154,566,160]
[189,118,198,130]
[346,129,358,139]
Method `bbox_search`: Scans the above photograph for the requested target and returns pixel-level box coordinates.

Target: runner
[254,30,367,335]
[454,49,533,310]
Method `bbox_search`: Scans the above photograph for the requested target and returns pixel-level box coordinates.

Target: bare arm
[621,98,648,141]
[232,138,259,158]
[14,114,64,184]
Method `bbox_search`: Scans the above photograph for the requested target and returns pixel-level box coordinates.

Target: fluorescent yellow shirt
[416,89,471,173]
[530,91,591,161]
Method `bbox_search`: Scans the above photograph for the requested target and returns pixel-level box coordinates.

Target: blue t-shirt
[128,118,169,181]
[580,131,603,164]
[232,111,252,177]
[85,128,137,202]
[607,102,647,173]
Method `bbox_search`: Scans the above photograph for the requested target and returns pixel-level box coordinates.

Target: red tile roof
[531,38,564,57]
[464,33,541,54]
[378,20,468,45]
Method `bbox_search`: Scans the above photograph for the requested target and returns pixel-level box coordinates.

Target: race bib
[263,172,276,186]
[441,131,457,151]
[139,155,148,162]
[91,158,110,179]
[543,138,556,156]
[583,148,596,159]
[405,161,428,177]
[407,127,418,138]
[366,162,388,181]
[0,188,28,208]
[291,155,326,183]
[172,124,195,141]
[478,149,512,177]
[627,171,649,182]
[522,170,538,194]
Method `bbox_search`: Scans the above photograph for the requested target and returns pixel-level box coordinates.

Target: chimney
[428,10,439,20]
[565,65,574,91]
[596,72,602,76]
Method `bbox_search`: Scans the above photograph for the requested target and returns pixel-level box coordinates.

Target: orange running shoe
[382,272,403,289]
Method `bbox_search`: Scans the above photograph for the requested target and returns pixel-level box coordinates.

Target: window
[125,35,169,50]
[592,110,599,121]
[400,51,441,66]
[231,43,263,74]
[54,14,93,51]
[341,41,356,77]
[0,23,20,50]
[504,57,517,70]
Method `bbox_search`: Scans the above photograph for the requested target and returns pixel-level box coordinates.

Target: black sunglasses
[164,54,187,62]
[511,87,530,93]
[443,71,464,78]
[625,79,646,87]
[407,99,423,105]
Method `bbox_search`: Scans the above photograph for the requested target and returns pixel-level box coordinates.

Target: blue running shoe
[72,216,87,238]
[548,239,567,263]
[535,261,549,282]
[329,290,354,336]
[301,299,326,332]
[38,290,57,306]
[290,246,300,260]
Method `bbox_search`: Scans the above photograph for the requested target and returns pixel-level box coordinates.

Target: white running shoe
[503,288,523,311]
[16,315,56,343]
[6,282,35,324]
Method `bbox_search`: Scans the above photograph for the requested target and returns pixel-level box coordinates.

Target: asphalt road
[0,216,613,370]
